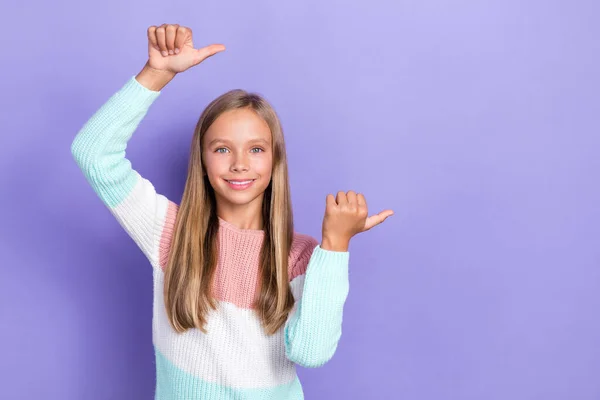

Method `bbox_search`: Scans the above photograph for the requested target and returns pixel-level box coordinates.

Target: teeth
[228,180,253,185]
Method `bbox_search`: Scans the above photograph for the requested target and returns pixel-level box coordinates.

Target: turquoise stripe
[71,76,160,208]
[284,245,350,368]
[87,156,139,209]
[154,347,304,400]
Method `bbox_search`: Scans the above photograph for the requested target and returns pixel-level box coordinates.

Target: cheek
[255,156,273,177]
[204,154,225,174]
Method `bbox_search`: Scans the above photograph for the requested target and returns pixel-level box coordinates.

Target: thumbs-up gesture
[321,191,394,252]
[146,24,225,74]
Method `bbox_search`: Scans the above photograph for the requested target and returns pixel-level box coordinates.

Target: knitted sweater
[70,76,351,400]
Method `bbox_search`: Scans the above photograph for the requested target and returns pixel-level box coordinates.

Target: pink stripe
[211,233,318,309]
[287,234,319,281]
[157,203,318,309]
[158,201,179,271]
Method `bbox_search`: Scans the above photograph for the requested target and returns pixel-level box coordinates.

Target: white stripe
[288,274,306,324]
[111,173,169,268]
[290,274,305,302]
[152,270,306,388]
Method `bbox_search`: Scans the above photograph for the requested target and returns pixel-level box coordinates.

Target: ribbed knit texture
[71,76,351,400]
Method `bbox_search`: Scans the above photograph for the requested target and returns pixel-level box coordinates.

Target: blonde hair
[164,89,295,336]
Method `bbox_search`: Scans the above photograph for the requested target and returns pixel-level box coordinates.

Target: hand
[146,24,225,74]
[321,191,394,251]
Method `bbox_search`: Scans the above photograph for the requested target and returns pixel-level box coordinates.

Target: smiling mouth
[225,179,256,184]
[224,179,257,189]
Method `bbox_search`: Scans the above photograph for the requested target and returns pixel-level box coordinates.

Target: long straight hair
[164,89,295,336]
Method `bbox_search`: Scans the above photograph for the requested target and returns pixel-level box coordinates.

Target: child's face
[202,108,273,212]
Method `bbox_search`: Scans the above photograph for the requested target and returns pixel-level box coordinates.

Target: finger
[165,24,178,54]
[174,26,189,53]
[326,194,337,210]
[357,193,367,210]
[147,26,159,51]
[364,209,394,231]
[346,191,357,207]
[336,191,347,205]
[194,44,226,64]
[156,25,168,56]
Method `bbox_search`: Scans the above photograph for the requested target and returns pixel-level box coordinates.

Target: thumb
[363,209,394,231]
[193,44,226,65]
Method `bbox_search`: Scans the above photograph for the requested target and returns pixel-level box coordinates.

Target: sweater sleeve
[70,76,176,270]
[284,240,350,368]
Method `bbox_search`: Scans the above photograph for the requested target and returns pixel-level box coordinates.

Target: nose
[230,152,250,173]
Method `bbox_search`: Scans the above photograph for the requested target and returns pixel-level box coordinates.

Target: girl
[71,23,393,400]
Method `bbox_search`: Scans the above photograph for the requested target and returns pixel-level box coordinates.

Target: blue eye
[215,147,264,154]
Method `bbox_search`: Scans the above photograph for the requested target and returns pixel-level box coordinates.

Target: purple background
[2,0,599,398]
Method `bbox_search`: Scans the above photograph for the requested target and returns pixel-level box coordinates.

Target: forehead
[204,108,271,145]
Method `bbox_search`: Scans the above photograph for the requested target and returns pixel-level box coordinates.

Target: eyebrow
[208,138,270,146]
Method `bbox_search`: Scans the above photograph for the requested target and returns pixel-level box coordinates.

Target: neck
[216,210,264,231]
[215,191,266,231]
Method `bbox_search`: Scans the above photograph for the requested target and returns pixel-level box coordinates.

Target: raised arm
[71,24,225,269]
[70,68,175,268]
[284,190,394,367]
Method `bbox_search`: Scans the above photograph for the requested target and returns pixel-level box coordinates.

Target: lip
[224,178,256,191]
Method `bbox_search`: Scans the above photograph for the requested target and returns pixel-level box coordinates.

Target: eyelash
[215,147,264,154]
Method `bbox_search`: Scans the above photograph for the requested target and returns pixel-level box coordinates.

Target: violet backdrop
[1,0,599,399]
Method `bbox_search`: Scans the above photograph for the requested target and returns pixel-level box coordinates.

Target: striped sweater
[70,76,351,400]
